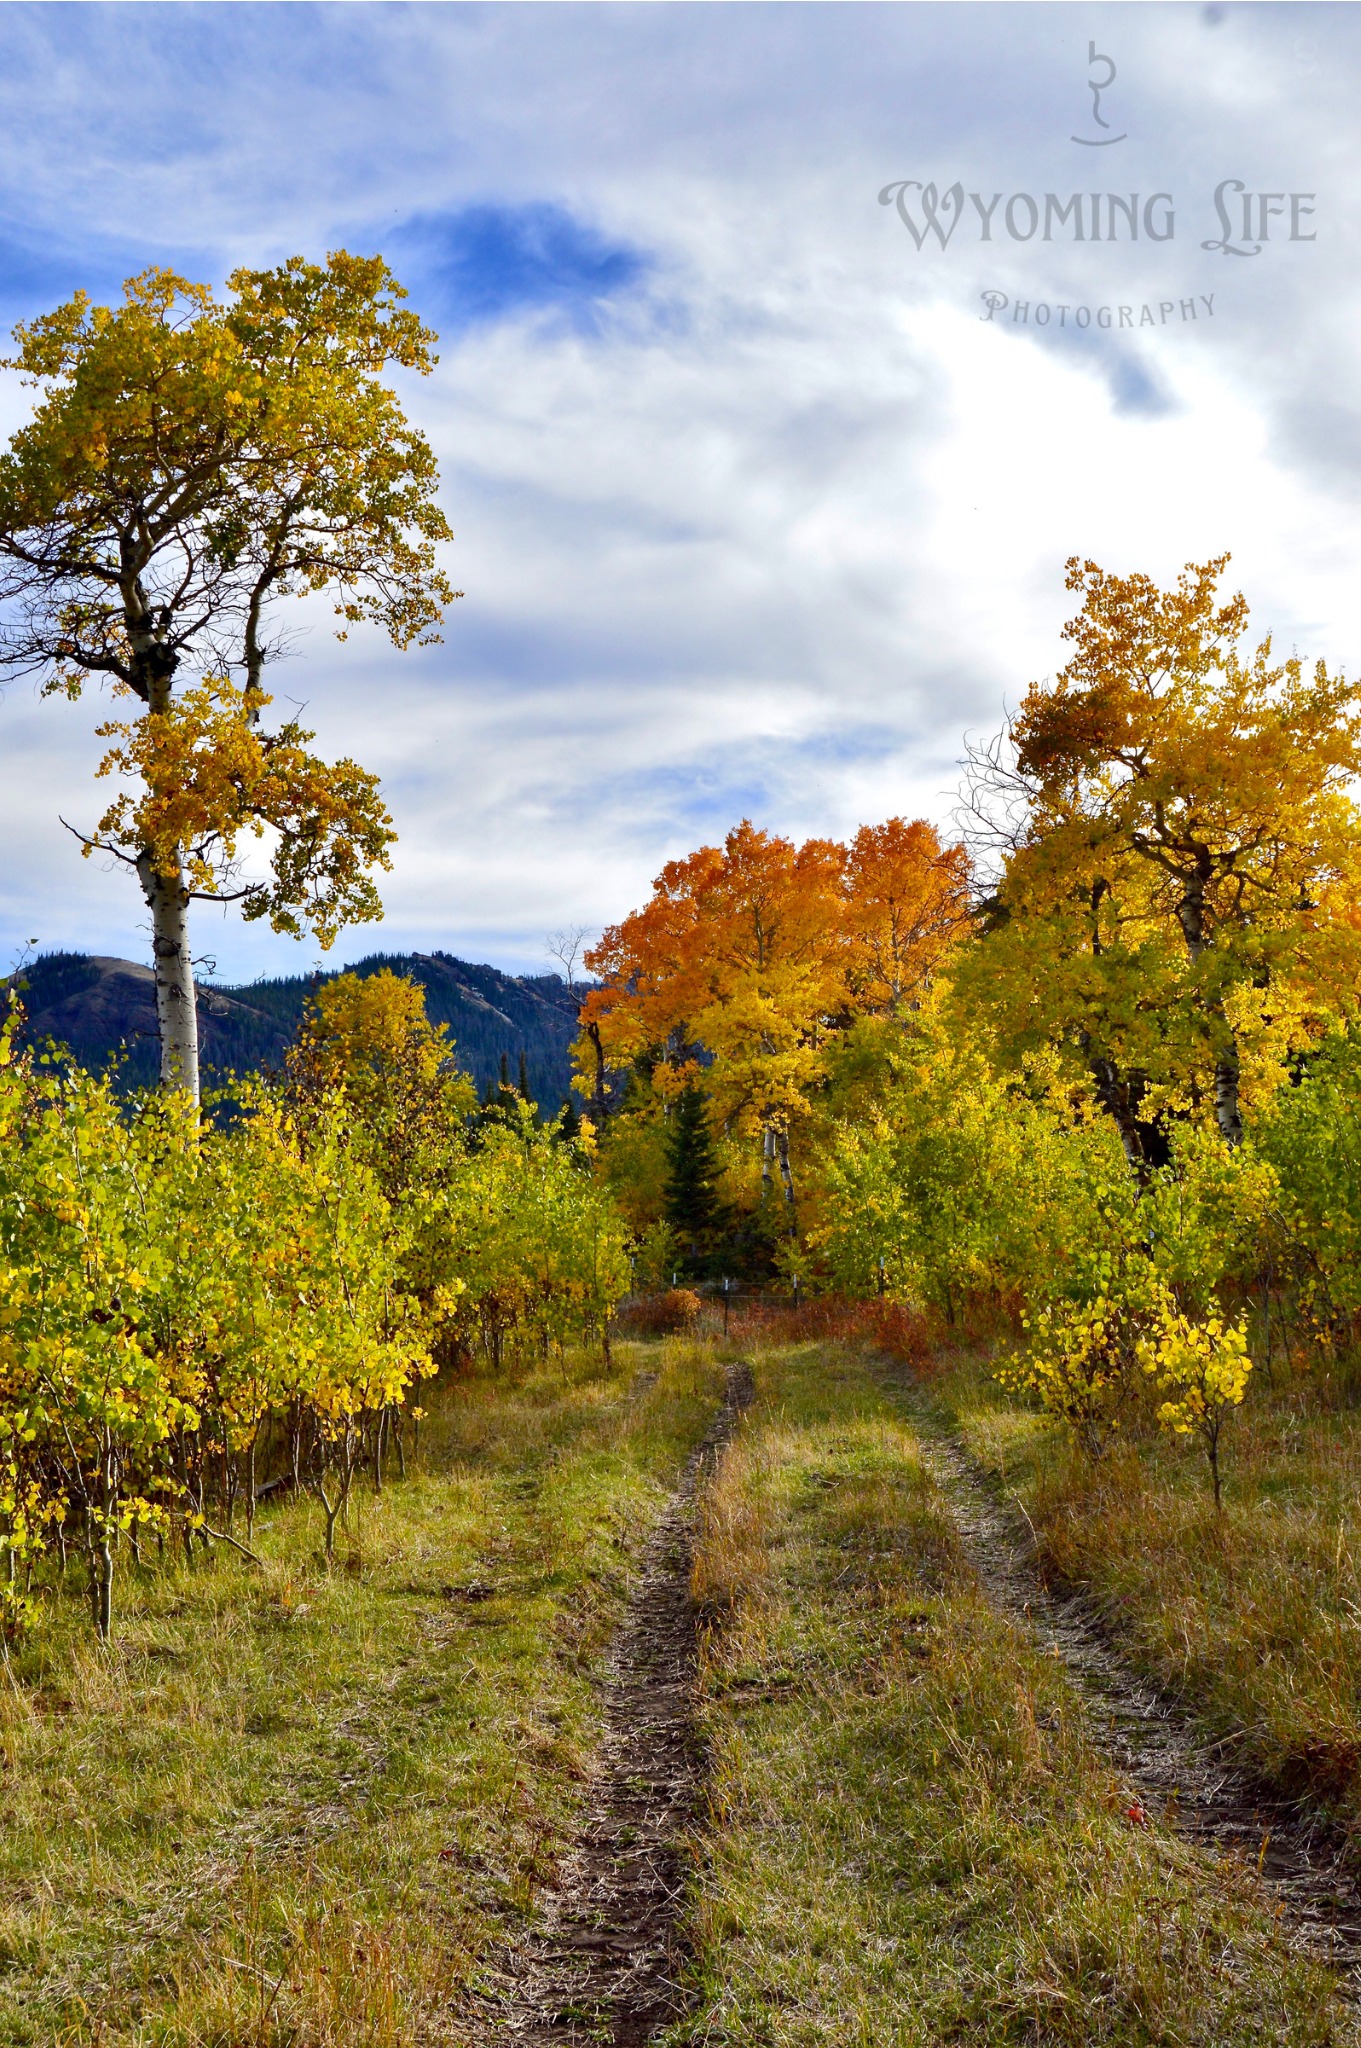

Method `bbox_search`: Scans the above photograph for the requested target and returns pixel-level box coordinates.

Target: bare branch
[58,817,140,867]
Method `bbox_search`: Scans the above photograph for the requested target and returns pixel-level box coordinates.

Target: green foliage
[663,1084,726,1273]
[632,1217,681,1292]
[1252,1027,1361,1321]
[0,1012,432,1634]
[0,973,633,1639]
[809,1010,1131,1323]
[440,1103,632,1367]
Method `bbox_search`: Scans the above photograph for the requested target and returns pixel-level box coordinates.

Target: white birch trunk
[136,850,200,1102]
[776,1126,796,1214]
[1214,1055,1243,1149]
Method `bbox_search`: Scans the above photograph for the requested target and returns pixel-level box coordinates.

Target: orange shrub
[616,1288,705,1337]
[728,1295,932,1370]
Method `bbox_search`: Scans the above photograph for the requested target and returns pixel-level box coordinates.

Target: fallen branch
[201,1524,265,1568]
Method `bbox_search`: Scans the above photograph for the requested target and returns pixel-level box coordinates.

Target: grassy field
[0,1339,724,2047]
[6,1327,1361,2047]
[926,1347,1361,1831]
[666,1339,1353,2047]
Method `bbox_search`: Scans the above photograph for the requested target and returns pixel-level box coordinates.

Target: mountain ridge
[4,949,588,1107]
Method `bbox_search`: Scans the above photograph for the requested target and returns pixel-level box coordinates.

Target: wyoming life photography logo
[880,41,1317,333]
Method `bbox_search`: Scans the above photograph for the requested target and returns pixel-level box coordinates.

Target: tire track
[475,1360,754,2045]
[910,1399,1361,1971]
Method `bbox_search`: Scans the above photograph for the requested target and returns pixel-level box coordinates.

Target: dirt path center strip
[479,1360,754,2046]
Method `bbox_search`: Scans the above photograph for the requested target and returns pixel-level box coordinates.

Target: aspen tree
[0,257,455,1099]
[964,556,1361,1149]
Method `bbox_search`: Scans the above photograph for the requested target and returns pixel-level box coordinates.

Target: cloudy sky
[0,0,1355,982]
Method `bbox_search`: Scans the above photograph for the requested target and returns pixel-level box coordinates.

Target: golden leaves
[0,250,457,979]
[580,816,970,1138]
[967,555,1361,1140]
[90,677,394,948]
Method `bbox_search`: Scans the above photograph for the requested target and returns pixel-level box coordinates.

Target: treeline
[582,555,1361,1497]
[0,971,628,1638]
[7,948,585,1106]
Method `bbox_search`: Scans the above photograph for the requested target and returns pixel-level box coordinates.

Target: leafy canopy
[580,815,967,1142]
[960,555,1361,1145]
[0,254,458,939]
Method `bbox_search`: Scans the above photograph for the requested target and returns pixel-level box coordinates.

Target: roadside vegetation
[931,1345,1361,1828]
[0,1337,722,2047]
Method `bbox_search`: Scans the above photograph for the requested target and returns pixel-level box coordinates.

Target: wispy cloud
[0,2,1359,979]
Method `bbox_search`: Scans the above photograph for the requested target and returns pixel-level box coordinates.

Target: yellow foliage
[0,255,458,1089]
[962,553,1361,1157]
[1138,1309,1252,1506]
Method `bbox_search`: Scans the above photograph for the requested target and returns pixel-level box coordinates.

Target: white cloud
[0,2,1359,980]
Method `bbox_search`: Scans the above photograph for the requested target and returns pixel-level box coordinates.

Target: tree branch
[58,817,140,867]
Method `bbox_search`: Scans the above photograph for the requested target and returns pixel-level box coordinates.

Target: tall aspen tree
[0,256,455,1099]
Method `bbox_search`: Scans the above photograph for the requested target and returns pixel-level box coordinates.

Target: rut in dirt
[481,1360,754,2046]
[910,1401,1361,1970]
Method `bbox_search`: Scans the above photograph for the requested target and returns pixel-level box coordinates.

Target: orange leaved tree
[581,822,845,1217]
[579,815,968,1222]
[844,817,970,1016]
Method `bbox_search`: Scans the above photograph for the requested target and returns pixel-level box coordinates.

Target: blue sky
[0,1,1358,981]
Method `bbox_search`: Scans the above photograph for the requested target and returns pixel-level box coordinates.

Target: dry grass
[665,1340,1353,2047]
[933,1353,1361,1826]
[0,1338,725,2046]
[726,1296,930,1364]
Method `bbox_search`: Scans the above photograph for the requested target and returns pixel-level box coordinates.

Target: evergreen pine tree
[493,1050,517,1113]
[663,1085,724,1273]
[518,1049,531,1102]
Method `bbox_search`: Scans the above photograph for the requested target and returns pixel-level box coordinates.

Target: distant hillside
[4,950,587,1109]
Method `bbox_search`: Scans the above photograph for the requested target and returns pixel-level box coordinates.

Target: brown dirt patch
[473,1362,754,2044]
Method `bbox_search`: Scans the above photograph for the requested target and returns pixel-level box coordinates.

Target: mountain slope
[5,950,587,1107]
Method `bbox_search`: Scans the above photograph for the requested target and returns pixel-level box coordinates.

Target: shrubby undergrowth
[0,969,629,1638]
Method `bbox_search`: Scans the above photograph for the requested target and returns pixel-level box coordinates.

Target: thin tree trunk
[95,1446,115,1641]
[775,1127,796,1219]
[587,1021,609,1124]
[1089,1056,1146,1169]
[761,1126,775,1203]
[1214,1051,1243,1149]
[136,849,201,1102]
[318,1420,358,1565]
[1176,869,1242,1151]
